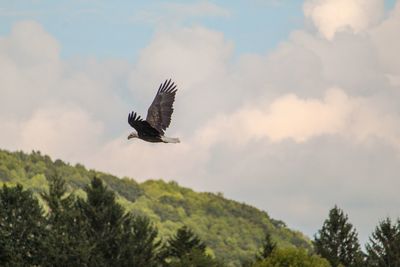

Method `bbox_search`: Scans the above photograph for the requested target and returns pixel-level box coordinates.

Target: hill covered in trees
[0,149,311,266]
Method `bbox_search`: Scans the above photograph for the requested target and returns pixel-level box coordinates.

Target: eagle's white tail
[161,136,180,143]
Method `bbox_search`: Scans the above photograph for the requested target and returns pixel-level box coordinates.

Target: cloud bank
[304,0,384,39]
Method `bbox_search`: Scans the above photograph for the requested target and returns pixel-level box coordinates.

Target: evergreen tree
[165,226,223,266]
[168,248,224,267]
[366,217,400,267]
[120,215,163,267]
[0,184,47,266]
[41,173,91,266]
[314,205,364,267]
[165,226,206,258]
[41,170,74,219]
[78,176,127,266]
[256,232,276,261]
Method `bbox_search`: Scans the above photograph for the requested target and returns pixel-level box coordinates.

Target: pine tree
[164,226,223,266]
[77,176,127,266]
[0,184,47,266]
[120,214,163,267]
[41,173,91,266]
[314,205,364,267]
[165,226,206,258]
[366,217,400,267]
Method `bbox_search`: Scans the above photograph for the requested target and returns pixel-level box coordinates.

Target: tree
[256,232,276,261]
[314,206,364,267]
[165,226,222,266]
[120,215,163,267]
[78,176,128,266]
[253,247,331,267]
[168,248,224,267]
[165,226,206,258]
[0,184,47,266]
[366,217,400,267]
[41,173,91,266]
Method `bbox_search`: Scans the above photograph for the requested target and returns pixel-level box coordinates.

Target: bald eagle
[128,79,180,143]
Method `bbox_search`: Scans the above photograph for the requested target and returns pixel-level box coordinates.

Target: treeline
[0,174,223,267]
[0,149,312,266]
[0,174,328,267]
[1,175,400,266]
[250,204,400,267]
[312,206,400,267]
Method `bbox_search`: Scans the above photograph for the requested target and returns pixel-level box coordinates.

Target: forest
[0,149,400,266]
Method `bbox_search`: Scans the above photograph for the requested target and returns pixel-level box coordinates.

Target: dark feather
[128,111,160,137]
[146,79,177,134]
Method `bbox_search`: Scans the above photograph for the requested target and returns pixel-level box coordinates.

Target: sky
[1,0,400,245]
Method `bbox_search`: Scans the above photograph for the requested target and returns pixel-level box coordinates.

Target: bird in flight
[128,79,180,143]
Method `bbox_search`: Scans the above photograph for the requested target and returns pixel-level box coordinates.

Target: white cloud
[304,0,384,40]
[0,20,129,132]
[0,21,62,116]
[0,20,130,163]
[20,106,104,160]
[0,106,104,163]
[370,1,400,75]
[130,26,233,90]
[195,88,400,148]
[0,20,60,65]
[87,136,199,181]
[234,88,351,143]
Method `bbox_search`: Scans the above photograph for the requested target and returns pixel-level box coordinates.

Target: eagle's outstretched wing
[128,112,160,136]
[146,79,177,134]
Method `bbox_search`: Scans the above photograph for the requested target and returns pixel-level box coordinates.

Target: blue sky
[0,0,396,60]
[0,1,305,60]
[1,0,400,244]
[1,0,393,61]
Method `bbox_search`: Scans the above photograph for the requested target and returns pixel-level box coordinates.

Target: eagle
[128,79,180,143]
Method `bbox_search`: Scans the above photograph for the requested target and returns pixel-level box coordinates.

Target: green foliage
[253,247,331,267]
[165,226,222,267]
[41,172,91,266]
[99,174,144,202]
[138,180,311,265]
[165,226,206,258]
[366,217,400,267]
[120,215,162,267]
[0,149,143,202]
[78,177,128,266]
[256,232,277,261]
[0,176,166,267]
[0,149,311,266]
[168,248,224,267]
[0,184,47,266]
[314,206,364,267]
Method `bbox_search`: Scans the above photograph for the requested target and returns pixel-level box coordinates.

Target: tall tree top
[314,205,364,267]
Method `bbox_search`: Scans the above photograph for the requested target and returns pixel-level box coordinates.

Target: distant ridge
[0,149,311,266]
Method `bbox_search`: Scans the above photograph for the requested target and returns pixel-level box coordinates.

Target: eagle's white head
[127,132,138,140]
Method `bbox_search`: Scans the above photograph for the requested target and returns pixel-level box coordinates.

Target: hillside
[0,149,311,266]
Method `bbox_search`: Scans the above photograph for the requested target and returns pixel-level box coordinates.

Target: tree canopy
[366,218,400,267]
[314,206,364,267]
